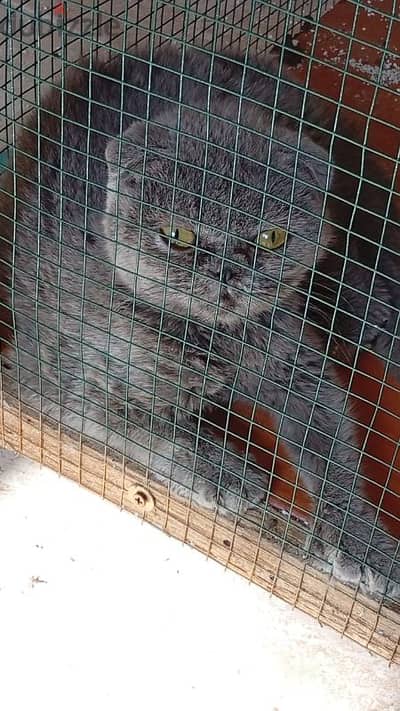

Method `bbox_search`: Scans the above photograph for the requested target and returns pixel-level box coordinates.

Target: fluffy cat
[0,45,399,600]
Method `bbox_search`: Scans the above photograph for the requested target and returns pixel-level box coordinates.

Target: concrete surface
[0,448,399,711]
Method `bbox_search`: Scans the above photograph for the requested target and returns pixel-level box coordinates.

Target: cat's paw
[308,538,400,602]
[172,458,268,517]
[331,552,400,602]
[309,542,365,591]
[310,544,363,587]
[217,465,267,517]
[168,477,219,510]
[359,565,400,602]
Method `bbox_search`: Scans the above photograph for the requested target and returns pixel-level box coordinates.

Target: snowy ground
[0,448,399,711]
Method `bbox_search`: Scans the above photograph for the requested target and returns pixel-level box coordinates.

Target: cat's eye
[257,228,287,251]
[159,225,196,248]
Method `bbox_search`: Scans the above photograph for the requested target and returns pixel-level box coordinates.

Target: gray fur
[1,46,399,601]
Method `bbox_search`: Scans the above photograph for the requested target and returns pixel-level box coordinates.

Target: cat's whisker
[312,282,355,316]
[306,305,352,362]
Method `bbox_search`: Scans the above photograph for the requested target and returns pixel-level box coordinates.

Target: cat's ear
[297,134,333,193]
[105,120,176,190]
[105,125,143,179]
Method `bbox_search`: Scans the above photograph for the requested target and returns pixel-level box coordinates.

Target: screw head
[127,485,155,513]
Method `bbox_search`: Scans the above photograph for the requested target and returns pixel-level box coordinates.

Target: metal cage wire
[0,0,400,662]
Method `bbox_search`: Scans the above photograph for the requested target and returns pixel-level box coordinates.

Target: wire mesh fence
[0,0,400,662]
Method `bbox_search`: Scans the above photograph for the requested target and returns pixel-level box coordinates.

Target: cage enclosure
[0,0,400,663]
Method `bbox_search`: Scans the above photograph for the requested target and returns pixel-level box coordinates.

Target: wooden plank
[1,394,399,664]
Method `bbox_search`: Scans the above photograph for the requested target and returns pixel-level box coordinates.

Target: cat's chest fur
[108,298,318,418]
[105,301,239,416]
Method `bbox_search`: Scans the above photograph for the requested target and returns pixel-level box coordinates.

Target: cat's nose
[221,266,233,284]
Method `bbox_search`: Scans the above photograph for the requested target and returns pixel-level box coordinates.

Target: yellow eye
[159,225,196,248]
[258,227,287,250]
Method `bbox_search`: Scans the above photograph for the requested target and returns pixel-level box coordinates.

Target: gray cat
[0,45,399,600]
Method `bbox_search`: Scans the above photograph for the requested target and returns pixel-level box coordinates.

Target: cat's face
[104,107,333,327]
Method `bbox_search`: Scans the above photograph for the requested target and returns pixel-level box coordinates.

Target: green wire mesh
[0,0,400,658]
[0,150,8,169]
